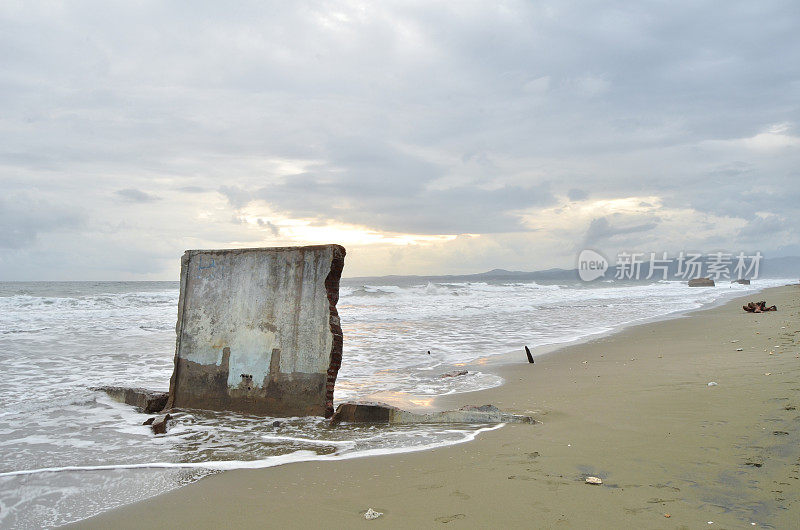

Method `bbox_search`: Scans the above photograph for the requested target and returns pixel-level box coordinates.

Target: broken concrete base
[330,402,536,425]
[93,386,168,414]
[143,414,173,434]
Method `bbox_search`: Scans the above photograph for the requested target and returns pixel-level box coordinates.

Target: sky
[1,1,799,280]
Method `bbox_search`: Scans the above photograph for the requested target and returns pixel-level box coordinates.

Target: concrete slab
[330,402,537,425]
[165,245,346,417]
[93,386,168,414]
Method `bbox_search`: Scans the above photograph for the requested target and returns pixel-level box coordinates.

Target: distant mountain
[344,256,800,285]
[762,256,800,277]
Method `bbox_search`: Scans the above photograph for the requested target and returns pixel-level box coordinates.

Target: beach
[75,284,800,528]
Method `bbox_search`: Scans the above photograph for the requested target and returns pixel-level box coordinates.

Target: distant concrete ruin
[165,245,346,418]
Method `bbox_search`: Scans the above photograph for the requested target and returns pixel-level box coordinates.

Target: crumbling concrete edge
[323,245,346,418]
[165,250,191,411]
[92,386,169,414]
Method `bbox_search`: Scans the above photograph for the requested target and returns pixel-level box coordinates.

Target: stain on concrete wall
[165,245,346,417]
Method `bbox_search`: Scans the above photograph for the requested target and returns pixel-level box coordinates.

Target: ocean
[0,277,791,527]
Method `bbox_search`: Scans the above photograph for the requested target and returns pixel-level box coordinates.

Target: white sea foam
[0,423,504,478]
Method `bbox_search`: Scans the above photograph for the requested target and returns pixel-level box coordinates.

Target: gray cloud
[0,196,83,249]
[248,144,556,233]
[257,218,281,236]
[737,214,790,240]
[0,1,798,278]
[219,186,253,209]
[567,188,589,201]
[115,188,160,203]
[583,216,659,247]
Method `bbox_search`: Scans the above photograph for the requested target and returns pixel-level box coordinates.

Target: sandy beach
[76,285,800,528]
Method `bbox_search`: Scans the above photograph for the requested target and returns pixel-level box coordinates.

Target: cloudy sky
[1,1,798,279]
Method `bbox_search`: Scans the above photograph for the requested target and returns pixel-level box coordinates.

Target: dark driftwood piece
[525,346,534,364]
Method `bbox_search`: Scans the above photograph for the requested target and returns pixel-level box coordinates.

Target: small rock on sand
[364,508,383,520]
[585,476,602,485]
[439,370,468,378]
[707,382,718,386]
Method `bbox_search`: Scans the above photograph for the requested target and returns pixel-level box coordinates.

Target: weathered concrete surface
[93,386,168,413]
[166,245,346,418]
[688,277,715,287]
[330,402,536,425]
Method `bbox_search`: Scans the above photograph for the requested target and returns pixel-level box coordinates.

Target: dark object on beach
[150,414,172,435]
[428,350,431,355]
[92,386,168,414]
[142,417,155,425]
[439,370,468,378]
[688,277,715,287]
[525,346,534,364]
[272,421,282,427]
[331,402,393,423]
[743,301,777,313]
[329,402,536,425]
[732,278,751,285]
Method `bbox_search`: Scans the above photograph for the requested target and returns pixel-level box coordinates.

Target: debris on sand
[364,508,383,520]
[525,345,534,364]
[743,301,777,313]
[585,476,603,485]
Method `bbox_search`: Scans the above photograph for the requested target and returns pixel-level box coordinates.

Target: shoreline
[369,282,784,415]
[428,281,788,411]
[76,284,800,528]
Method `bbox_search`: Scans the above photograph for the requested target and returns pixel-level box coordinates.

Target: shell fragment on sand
[585,476,603,485]
[364,508,383,520]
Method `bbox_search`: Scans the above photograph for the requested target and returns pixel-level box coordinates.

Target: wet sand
[77,285,800,528]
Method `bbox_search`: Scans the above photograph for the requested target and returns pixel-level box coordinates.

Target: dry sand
[77,285,800,528]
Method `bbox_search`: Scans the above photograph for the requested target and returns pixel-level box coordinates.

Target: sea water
[0,277,790,527]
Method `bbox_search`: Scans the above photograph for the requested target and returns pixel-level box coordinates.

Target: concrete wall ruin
[165,245,346,417]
